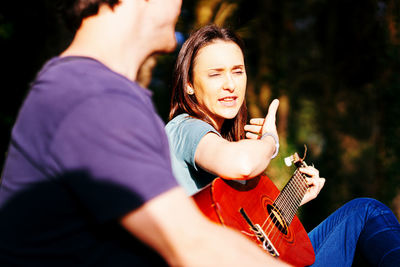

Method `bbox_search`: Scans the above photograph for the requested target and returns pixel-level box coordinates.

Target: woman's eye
[233,70,244,75]
[208,73,220,77]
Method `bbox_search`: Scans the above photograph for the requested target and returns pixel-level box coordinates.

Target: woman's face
[189,40,247,130]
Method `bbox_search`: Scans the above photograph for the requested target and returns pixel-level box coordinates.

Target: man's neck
[61,4,152,81]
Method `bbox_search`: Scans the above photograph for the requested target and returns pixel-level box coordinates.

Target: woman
[165,24,400,266]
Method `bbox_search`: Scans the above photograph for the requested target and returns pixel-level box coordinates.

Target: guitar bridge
[253,223,280,257]
[239,208,280,257]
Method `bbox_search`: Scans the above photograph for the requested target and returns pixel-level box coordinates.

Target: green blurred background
[1,0,399,263]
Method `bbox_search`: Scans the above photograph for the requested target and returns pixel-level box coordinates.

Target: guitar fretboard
[273,165,308,225]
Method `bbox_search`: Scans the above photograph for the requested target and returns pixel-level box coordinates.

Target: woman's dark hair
[169,24,247,142]
[58,0,120,31]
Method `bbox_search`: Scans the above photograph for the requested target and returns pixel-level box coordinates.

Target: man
[0,0,288,266]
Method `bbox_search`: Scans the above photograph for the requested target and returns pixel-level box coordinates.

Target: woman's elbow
[235,155,262,178]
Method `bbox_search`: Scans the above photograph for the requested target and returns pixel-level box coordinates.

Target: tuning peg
[284,155,294,167]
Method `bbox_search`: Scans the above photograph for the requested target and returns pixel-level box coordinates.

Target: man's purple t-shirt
[0,56,178,265]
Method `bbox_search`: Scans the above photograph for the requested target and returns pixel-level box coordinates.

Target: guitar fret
[274,167,308,225]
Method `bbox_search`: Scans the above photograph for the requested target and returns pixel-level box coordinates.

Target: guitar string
[274,170,304,223]
[280,174,301,220]
[262,172,300,248]
[277,169,305,219]
[268,171,307,247]
[289,174,308,216]
[261,171,297,248]
[283,171,307,223]
[262,165,309,250]
[255,163,309,250]
[261,179,284,243]
[263,172,297,237]
[273,175,294,221]
[284,169,308,221]
[271,170,308,249]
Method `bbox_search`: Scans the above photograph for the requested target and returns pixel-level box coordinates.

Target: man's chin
[165,41,178,53]
[156,38,177,54]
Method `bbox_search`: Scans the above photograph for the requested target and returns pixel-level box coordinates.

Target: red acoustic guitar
[193,152,315,267]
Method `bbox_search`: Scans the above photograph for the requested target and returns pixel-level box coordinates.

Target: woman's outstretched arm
[195,99,279,179]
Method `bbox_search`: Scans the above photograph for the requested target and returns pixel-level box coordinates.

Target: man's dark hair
[58,0,120,31]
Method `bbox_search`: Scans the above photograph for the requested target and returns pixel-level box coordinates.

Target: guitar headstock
[284,145,308,168]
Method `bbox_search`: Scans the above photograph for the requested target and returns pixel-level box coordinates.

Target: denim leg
[357,200,400,267]
[307,198,400,267]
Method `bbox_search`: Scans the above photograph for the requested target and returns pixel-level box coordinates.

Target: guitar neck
[273,164,308,225]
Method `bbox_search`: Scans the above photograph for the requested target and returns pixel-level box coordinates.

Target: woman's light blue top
[165,113,221,195]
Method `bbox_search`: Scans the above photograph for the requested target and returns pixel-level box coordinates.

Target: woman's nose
[222,74,235,92]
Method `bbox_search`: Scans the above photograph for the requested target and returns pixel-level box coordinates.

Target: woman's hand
[299,166,326,206]
[244,99,279,140]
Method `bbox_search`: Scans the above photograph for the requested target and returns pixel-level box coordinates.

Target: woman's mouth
[218,96,238,107]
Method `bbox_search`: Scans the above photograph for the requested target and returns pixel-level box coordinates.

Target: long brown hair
[169,24,247,141]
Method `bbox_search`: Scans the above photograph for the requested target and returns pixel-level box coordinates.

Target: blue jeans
[308,198,400,267]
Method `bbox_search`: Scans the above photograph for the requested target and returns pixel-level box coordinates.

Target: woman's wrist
[261,132,279,159]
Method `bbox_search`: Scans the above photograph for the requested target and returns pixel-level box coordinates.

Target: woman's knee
[344,197,391,218]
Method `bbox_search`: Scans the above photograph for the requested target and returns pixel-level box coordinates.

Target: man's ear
[186,83,194,95]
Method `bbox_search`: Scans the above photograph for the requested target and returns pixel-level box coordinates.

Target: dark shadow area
[0,171,167,266]
[0,1,73,167]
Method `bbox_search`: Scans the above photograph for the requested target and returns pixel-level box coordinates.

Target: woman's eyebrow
[208,64,245,71]
[232,64,245,69]
[208,67,224,71]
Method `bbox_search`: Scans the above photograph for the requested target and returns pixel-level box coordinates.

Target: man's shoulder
[12,56,158,157]
[30,56,153,115]
[35,56,141,95]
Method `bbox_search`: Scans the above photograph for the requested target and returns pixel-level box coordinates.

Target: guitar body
[193,175,315,267]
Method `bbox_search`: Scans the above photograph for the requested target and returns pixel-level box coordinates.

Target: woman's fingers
[248,99,279,139]
[245,132,260,140]
[245,120,264,139]
[299,166,319,178]
[249,118,265,126]
[305,177,326,189]
[244,124,263,134]
[299,166,326,206]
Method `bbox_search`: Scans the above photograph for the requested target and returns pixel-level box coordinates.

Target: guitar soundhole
[267,204,288,235]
